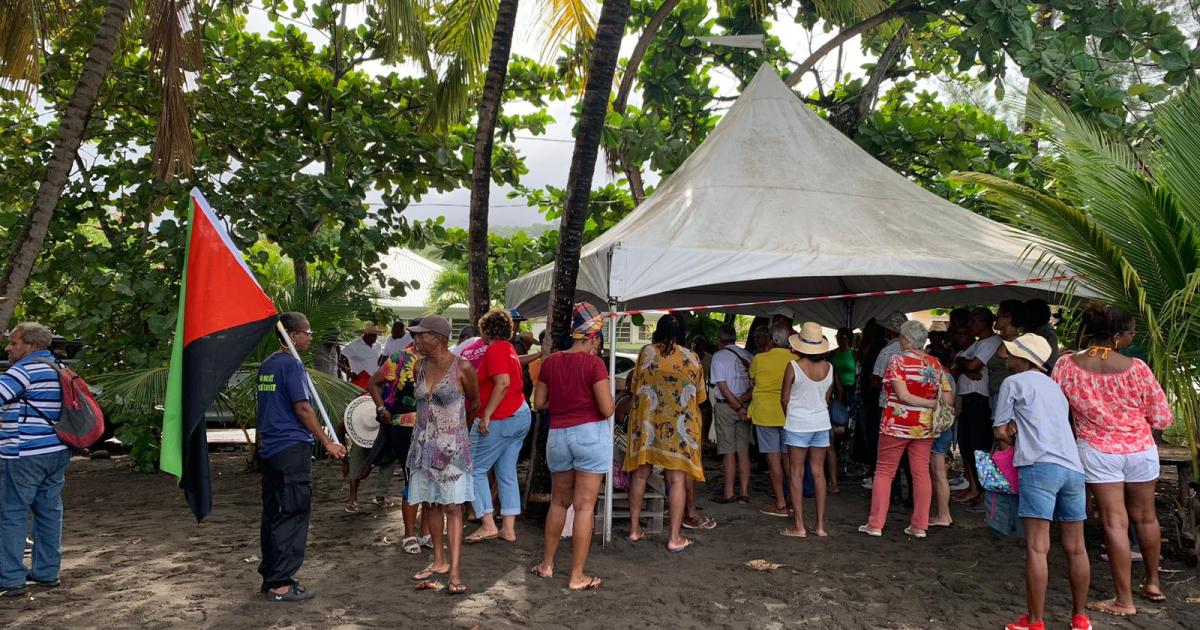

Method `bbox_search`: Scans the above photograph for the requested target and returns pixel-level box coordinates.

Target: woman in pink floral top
[860,321,953,539]
[1052,302,1174,617]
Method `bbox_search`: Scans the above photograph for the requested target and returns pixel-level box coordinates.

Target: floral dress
[623,344,708,481]
[406,357,474,505]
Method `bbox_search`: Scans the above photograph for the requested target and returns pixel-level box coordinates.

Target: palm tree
[952,87,1200,474]
[459,0,596,321]
[546,0,631,344]
[0,0,201,331]
[427,267,472,315]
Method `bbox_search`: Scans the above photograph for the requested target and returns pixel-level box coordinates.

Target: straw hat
[343,395,380,448]
[1003,333,1052,372]
[361,323,387,335]
[788,322,830,355]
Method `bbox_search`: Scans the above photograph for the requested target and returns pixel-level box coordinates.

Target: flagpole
[276,321,341,445]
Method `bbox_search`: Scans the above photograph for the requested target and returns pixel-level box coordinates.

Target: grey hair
[899,320,929,349]
[770,324,791,348]
[12,322,53,348]
[716,324,737,344]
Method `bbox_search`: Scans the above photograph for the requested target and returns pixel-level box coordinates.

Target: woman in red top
[860,320,953,539]
[465,309,531,544]
[1054,302,1174,616]
[530,302,614,590]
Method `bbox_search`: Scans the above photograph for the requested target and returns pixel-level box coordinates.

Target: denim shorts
[1017,462,1086,522]
[930,430,954,456]
[755,425,788,453]
[783,429,830,449]
[547,421,612,474]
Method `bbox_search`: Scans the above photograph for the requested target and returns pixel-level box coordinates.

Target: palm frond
[537,0,596,61]
[808,0,889,24]
[93,366,170,418]
[0,0,67,97]
[1155,86,1200,236]
[427,267,470,314]
[432,0,497,81]
[145,0,201,181]
[422,56,472,130]
[372,0,434,69]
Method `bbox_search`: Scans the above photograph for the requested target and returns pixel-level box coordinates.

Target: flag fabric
[161,188,278,521]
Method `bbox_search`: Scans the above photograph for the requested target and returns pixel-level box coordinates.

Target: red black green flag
[161,188,277,521]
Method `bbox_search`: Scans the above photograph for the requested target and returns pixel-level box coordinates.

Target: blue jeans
[469,404,531,518]
[1,450,71,587]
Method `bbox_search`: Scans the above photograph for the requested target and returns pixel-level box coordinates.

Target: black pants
[259,442,313,590]
[958,393,994,471]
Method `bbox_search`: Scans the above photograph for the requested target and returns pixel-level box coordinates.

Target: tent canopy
[507,64,1074,327]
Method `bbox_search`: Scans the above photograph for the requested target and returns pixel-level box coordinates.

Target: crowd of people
[0,296,1180,628]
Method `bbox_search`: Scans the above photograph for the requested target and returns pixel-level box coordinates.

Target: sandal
[903,526,927,539]
[711,494,738,504]
[401,536,421,555]
[412,564,449,581]
[857,525,882,537]
[759,504,789,518]
[1086,598,1136,617]
[372,497,396,508]
[682,516,717,530]
[736,495,750,504]
[344,502,360,513]
[529,564,553,579]
[447,582,467,595]
[1137,584,1166,602]
[668,538,695,553]
[569,576,602,591]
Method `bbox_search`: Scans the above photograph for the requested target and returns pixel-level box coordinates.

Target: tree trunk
[784,0,916,88]
[829,25,910,136]
[293,257,310,299]
[607,0,681,205]
[0,0,131,331]
[468,0,520,323]
[546,0,632,346]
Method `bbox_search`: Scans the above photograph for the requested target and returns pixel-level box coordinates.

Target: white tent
[506,64,1073,327]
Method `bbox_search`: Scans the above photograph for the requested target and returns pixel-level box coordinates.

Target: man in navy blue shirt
[257,312,346,602]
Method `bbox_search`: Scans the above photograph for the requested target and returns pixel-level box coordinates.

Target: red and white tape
[607,275,1078,317]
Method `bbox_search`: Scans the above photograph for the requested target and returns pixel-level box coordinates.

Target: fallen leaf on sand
[243,555,259,563]
[374,537,393,546]
[130,538,142,545]
[414,580,444,591]
[745,559,785,571]
[1186,596,1200,604]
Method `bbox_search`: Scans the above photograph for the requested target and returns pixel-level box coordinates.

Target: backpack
[21,357,106,450]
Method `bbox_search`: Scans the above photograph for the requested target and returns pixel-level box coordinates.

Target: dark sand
[2,452,1198,629]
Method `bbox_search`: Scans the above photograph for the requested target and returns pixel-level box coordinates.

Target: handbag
[929,369,955,436]
[974,448,1020,495]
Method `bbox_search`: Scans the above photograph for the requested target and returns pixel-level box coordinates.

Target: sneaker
[861,478,874,490]
[1,585,30,598]
[265,583,316,602]
[949,476,969,491]
[1070,614,1092,630]
[1005,615,1044,630]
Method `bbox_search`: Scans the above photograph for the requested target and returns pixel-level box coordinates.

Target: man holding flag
[258,312,346,602]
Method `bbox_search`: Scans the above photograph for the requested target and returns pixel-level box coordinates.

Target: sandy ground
[2,451,1200,629]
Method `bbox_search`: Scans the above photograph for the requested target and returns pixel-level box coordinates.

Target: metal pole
[603,305,618,546]
[276,321,341,445]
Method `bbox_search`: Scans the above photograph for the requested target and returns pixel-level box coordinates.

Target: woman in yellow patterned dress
[624,315,707,552]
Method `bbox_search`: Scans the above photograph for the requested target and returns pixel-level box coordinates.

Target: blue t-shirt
[257,352,313,459]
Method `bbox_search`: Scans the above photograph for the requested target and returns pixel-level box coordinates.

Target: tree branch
[784,0,917,87]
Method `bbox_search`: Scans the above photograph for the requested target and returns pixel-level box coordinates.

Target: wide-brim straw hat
[1003,333,1053,372]
[361,323,387,335]
[343,394,379,448]
[788,322,831,355]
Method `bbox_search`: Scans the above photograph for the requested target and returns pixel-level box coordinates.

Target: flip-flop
[529,565,553,579]
[412,565,449,581]
[623,534,641,543]
[372,498,396,508]
[1138,585,1166,602]
[447,582,467,595]
[668,539,695,553]
[736,495,750,504]
[569,577,602,591]
[465,533,498,544]
[1086,598,1137,617]
[779,528,807,538]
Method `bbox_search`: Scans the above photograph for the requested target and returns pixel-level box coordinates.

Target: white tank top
[784,361,833,434]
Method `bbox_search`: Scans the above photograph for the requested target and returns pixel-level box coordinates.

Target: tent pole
[604,304,618,547]
[845,299,855,329]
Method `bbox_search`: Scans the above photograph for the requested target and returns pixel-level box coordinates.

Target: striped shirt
[0,350,65,458]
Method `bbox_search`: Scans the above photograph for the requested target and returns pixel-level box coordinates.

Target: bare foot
[931,518,953,527]
[780,527,807,538]
[530,564,553,579]
[1087,598,1137,617]
[814,529,828,537]
[498,531,517,543]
